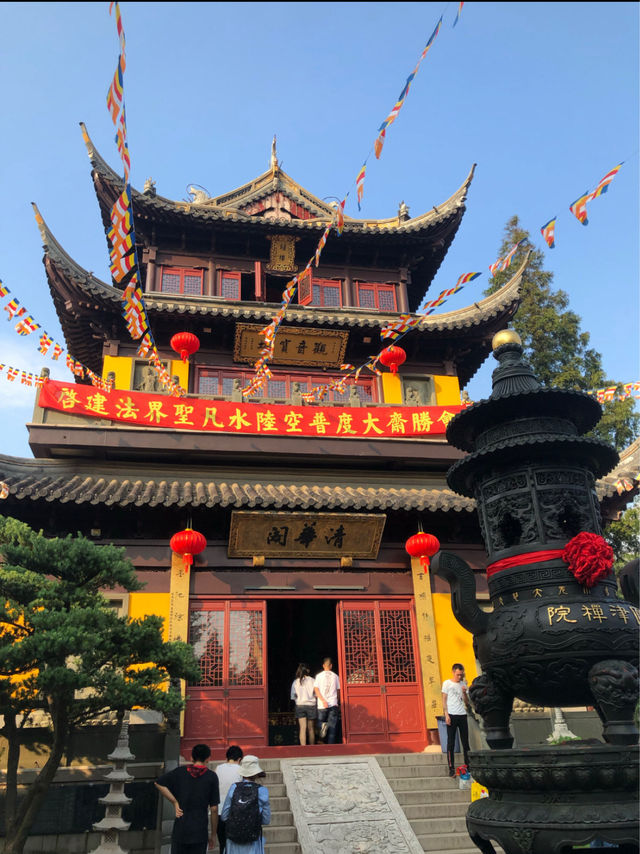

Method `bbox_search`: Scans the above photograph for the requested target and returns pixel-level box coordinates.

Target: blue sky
[0,1,638,458]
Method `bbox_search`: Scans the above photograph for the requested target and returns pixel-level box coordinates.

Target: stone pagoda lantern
[432,330,639,853]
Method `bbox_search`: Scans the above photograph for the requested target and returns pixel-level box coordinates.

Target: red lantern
[170,527,207,572]
[378,345,406,374]
[170,332,200,363]
[405,532,440,570]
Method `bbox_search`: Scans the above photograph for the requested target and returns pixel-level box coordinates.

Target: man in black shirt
[156,743,220,853]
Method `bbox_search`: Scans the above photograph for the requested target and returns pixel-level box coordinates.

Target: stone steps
[377,751,499,853]
[262,760,301,854]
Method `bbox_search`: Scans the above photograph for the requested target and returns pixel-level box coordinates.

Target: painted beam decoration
[234,323,349,368]
[38,379,461,440]
[228,511,386,559]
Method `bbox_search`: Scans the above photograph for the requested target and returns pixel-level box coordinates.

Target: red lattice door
[184,601,267,749]
[338,600,426,745]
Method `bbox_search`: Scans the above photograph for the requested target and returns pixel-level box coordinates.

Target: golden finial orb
[492,329,521,351]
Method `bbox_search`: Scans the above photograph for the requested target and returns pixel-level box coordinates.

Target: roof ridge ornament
[270,135,279,173]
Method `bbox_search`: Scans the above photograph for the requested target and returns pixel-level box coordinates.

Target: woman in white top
[290,662,316,745]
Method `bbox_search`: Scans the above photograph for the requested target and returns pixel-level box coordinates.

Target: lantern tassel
[420,556,430,570]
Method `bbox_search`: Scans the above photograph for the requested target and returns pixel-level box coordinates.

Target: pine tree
[485,215,639,452]
[0,516,200,854]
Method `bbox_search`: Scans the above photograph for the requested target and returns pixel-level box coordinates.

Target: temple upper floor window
[219,271,241,300]
[196,367,377,405]
[311,278,342,308]
[356,282,397,312]
[159,266,204,296]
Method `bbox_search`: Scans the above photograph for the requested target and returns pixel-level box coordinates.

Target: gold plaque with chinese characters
[228,512,386,559]
[233,323,348,368]
[267,234,297,272]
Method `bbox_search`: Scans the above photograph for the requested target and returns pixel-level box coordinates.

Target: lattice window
[183,274,203,295]
[357,287,376,309]
[161,272,181,294]
[267,379,287,398]
[160,267,204,295]
[343,609,378,684]
[220,272,241,300]
[189,610,224,687]
[356,283,397,312]
[198,376,219,396]
[379,609,416,683]
[228,610,263,686]
[310,279,342,307]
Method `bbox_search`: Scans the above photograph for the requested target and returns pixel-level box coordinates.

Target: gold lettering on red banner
[39,380,462,441]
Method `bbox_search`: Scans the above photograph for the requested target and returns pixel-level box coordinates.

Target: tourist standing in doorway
[291,662,317,745]
[215,745,243,853]
[442,663,471,776]
[221,755,271,853]
[155,742,220,853]
[314,657,341,744]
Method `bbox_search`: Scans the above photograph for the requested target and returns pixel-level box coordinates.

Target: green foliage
[485,216,639,452]
[605,504,640,569]
[0,514,200,720]
[0,515,200,853]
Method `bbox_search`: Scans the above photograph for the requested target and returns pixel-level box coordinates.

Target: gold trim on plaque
[228,511,386,559]
[233,323,348,368]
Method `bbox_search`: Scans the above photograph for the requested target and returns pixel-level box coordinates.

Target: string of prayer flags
[5,300,25,322]
[15,315,40,336]
[569,191,591,226]
[374,16,442,160]
[106,62,124,125]
[499,242,522,272]
[488,256,503,276]
[315,226,331,267]
[588,163,623,200]
[335,198,346,236]
[356,164,366,210]
[109,1,126,60]
[453,2,464,27]
[0,281,9,298]
[38,332,53,355]
[540,217,556,249]
[614,474,640,495]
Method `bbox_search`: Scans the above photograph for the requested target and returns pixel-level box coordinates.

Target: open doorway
[266,599,338,746]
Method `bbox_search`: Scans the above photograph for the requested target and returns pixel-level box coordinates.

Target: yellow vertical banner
[169,553,190,734]
[411,555,442,729]
[169,552,190,641]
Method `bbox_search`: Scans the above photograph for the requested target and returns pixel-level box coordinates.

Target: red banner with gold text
[38,380,461,440]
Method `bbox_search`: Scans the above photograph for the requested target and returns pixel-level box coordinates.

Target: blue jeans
[317,706,339,743]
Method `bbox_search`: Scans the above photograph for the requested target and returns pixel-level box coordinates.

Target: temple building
[1,130,635,757]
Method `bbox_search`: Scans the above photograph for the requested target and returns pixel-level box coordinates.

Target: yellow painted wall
[432,591,478,685]
[381,372,403,404]
[383,373,462,406]
[128,592,171,642]
[102,355,189,391]
[103,355,133,390]
[171,359,189,389]
[433,375,461,406]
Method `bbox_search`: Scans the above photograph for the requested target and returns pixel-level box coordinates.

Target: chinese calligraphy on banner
[39,380,461,440]
[410,555,442,728]
[228,512,386,559]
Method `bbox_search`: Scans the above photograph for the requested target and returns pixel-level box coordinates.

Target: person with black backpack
[155,743,220,853]
[220,755,271,853]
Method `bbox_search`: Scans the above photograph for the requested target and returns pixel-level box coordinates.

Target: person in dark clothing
[156,743,220,853]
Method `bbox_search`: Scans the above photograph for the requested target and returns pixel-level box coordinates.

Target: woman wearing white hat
[220,755,271,853]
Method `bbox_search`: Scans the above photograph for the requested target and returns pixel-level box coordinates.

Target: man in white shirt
[441,662,471,776]
[215,745,243,852]
[314,657,341,744]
